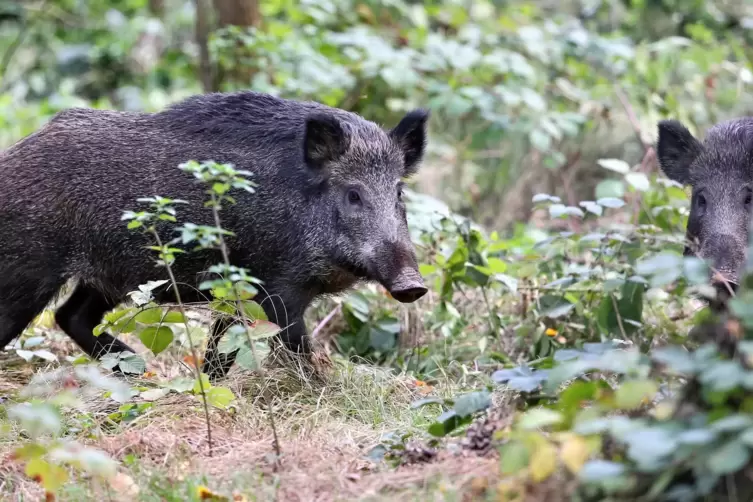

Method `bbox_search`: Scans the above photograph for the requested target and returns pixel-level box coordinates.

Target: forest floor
[0,324,571,502]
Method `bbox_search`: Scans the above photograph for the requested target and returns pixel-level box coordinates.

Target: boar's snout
[372,241,427,303]
[701,234,744,291]
[387,270,428,303]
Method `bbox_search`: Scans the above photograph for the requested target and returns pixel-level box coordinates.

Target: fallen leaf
[560,435,590,474]
[529,439,558,482]
[197,485,229,501]
[109,472,140,497]
[183,354,202,368]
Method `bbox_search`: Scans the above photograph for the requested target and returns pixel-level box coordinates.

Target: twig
[311,305,341,339]
[614,84,651,151]
[0,1,47,89]
[210,191,282,469]
[610,294,628,341]
[151,230,214,456]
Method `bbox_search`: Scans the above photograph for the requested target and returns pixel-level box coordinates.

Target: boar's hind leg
[54,283,137,371]
[201,315,238,381]
[201,293,312,381]
[0,278,62,352]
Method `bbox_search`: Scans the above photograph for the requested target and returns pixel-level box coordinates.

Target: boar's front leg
[201,292,311,381]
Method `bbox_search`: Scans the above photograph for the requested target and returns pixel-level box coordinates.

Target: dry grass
[0,276,548,502]
[0,327,541,502]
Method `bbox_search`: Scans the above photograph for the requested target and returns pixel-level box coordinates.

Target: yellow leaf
[35,310,57,329]
[496,479,525,502]
[529,439,557,482]
[560,435,590,474]
[197,485,229,501]
[25,458,68,493]
[651,401,675,420]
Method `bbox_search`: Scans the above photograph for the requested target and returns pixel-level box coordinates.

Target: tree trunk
[148,0,164,17]
[211,0,261,88]
[212,0,260,28]
[195,0,216,93]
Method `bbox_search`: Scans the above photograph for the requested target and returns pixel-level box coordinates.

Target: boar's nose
[702,234,744,287]
[374,241,428,303]
[387,269,428,303]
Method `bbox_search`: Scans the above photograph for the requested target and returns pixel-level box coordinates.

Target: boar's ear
[390,108,429,177]
[304,113,350,169]
[657,120,702,185]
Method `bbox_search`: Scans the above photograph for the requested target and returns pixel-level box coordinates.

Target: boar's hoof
[390,285,428,303]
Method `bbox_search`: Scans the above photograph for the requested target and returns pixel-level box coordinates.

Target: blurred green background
[3,0,752,231]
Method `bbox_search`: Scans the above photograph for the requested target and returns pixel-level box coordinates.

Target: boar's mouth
[338,251,428,304]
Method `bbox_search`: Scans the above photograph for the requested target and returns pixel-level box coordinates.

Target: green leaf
[517,408,564,430]
[135,307,163,325]
[138,326,174,355]
[676,429,716,446]
[595,179,625,199]
[596,197,626,209]
[499,440,531,475]
[579,460,626,482]
[597,158,630,174]
[411,398,445,409]
[217,324,247,354]
[453,391,491,417]
[739,427,753,446]
[117,354,146,375]
[192,374,212,395]
[235,344,265,370]
[597,280,644,337]
[651,346,696,374]
[579,201,603,216]
[623,428,677,463]
[625,172,650,191]
[540,300,575,319]
[161,311,186,323]
[549,204,585,219]
[635,252,683,287]
[707,440,750,475]
[709,414,753,433]
[614,379,657,409]
[166,377,194,393]
[241,300,268,321]
[427,410,472,437]
[248,320,281,340]
[207,387,235,409]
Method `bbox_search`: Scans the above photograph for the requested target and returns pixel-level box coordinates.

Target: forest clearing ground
[0,322,558,502]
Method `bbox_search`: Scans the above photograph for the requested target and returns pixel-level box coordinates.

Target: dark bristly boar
[0,91,430,379]
[657,117,753,293]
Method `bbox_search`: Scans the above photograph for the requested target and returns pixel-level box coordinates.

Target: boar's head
[658,118,753,293]
[303,108,430,303]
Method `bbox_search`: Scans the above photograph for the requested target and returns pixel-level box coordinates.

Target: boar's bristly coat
[0,91,430,379]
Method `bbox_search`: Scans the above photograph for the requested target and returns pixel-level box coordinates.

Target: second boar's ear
[304,113,350,169]
[657,120,702,186]
[390,108,429,177]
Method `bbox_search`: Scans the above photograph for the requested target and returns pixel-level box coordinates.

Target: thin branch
[0,1,47,89]
[311,305,341,339]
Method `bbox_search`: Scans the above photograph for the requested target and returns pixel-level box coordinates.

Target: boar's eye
[347,188,362,206]
[696,193,707,212]
[397,183,404,200]
[745,189,753,207]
